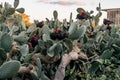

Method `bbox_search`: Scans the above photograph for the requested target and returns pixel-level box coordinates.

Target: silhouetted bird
[28,35,38,48]
[50,29,68,40]
[103,19,114,32]
[76,10,92,20]
[103,19,113,25]
[36,21,44,28]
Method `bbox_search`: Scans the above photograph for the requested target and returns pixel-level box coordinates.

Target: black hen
[57,31,68,40]
[50,32,57,40]
[103,19,114,32]
[50,29,68,40]
[76,10,91,20]
[28,35,38,48]
[103,19,113,25]
[36,21,44,28]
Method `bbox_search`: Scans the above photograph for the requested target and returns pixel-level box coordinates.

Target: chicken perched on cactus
[103,19,113,25]
[50,28,68,40]
[76,10,92,20]
[28,35,38,48]
[36,20,44,28]
[103,19,114,31]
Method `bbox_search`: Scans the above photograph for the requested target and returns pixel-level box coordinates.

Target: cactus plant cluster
[0,0,120,80]
[0,0,24,23]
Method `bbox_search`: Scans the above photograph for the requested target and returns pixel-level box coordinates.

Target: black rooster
[76,10,92,20]
[36,21,44,28]
[50,29,68,40]
[103,19,113,25]
[103,19,114,31]
[28,35,38,48]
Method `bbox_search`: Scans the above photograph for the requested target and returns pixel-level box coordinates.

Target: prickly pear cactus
[69,12,73,24]
[68,22,77,36]
[14,0,19,8]
[68,22,83,40]
[63,39,73,51]
[53,10,58,20]
[0,0,119,80]
[4,8,15,16]
[16,8,25,13]
[94,3,102,26]
[0,0,24,23]
[0,60,20,79]
[0,33,13,52]
[0,48,7,66]
[36,58,48,80]
[14,0,25,13]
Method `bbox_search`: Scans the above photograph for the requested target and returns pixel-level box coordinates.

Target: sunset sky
[1,0,120,24]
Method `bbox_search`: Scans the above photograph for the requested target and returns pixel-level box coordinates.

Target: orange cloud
[38,0,86,6]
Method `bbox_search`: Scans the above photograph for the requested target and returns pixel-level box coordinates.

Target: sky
[1,0,120,24]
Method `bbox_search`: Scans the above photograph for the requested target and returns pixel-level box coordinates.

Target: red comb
[79,10,83,16]
[28,42,32,47]
[41,20,44,25]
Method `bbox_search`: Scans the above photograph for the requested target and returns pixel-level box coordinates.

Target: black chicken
[28,35,38,48]
[103,19,113,25]
[57,31,68,40]
[103,19,114,32]
[76,10,92,20]
[50,32,57,40]
[36,21,44,28]
[50,29,68,40]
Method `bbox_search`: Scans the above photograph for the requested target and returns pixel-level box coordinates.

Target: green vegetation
[0,0,119,80]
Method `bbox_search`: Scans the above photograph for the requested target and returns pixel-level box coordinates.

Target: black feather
[76,12,92,20]
[36,22,44,28]
[103,19,113,25]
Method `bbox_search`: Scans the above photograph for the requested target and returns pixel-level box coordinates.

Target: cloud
[89,2,97,6]
[37,0,86,6]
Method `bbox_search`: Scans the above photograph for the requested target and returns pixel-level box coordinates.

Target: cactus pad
[0,60,20,79]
